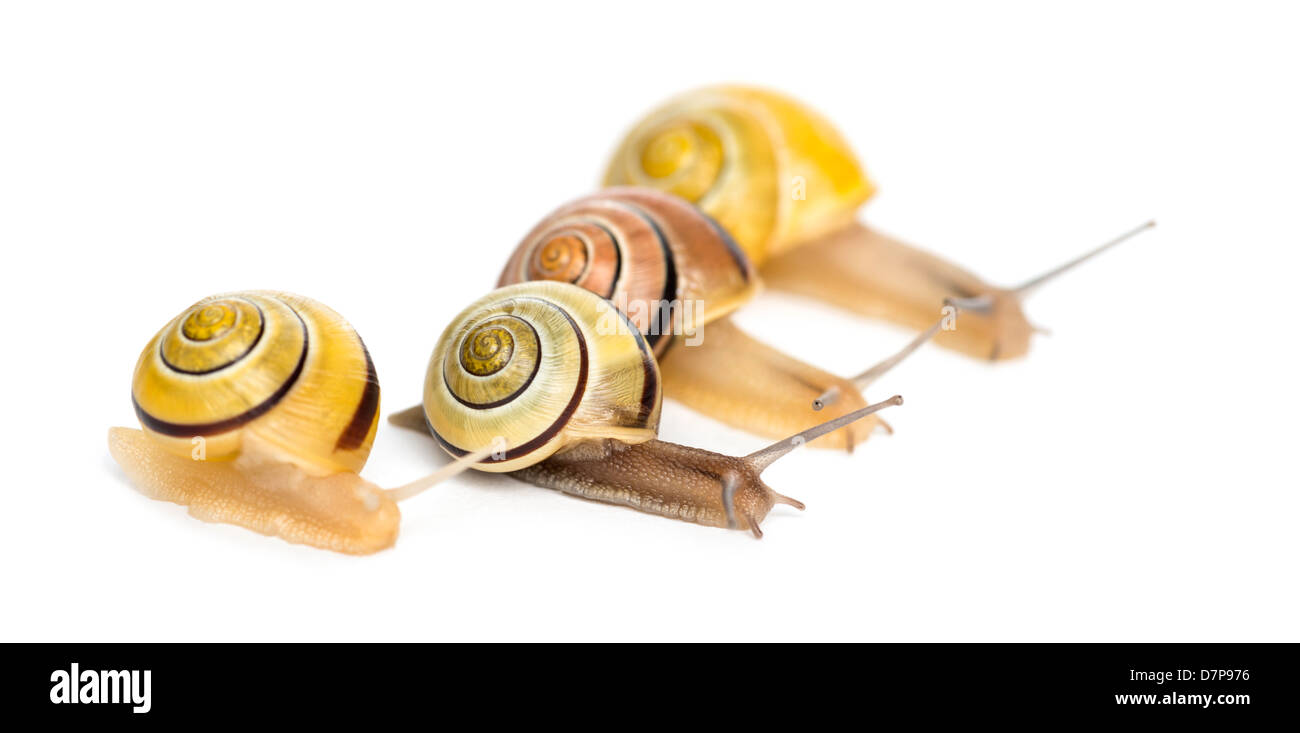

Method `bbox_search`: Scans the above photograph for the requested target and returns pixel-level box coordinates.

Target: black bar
[3,643,1288,722]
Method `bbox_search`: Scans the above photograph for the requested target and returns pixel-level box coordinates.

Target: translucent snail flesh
[109,291,487,555]
[400,281,903,536]
[496,187,909,450]
[605,85,1153,362]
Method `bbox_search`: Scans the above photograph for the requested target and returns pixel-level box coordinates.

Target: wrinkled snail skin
[496,188,881,449]
[511,438,798,537]
[604,84,1035,361]
[415,282,895,536]
[108,291,399,555]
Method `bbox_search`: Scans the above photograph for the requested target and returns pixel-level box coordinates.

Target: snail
[604,85,1155,377]
[389,281,903,537]
[491,186,933,449]
[107,291,493,555]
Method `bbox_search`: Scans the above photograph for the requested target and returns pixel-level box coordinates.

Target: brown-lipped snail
[604,84,1155,375]
[390,281,904,537]
[499,186,756,358]
[108,291,492,555]
[494,187,932,449]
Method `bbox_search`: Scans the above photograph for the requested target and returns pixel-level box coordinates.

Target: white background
[2,1,1296,642]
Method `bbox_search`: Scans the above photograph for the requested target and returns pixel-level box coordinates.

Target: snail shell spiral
[130,291,380,475]
[423,281,661,473]
[498,187,758,356]
[603,86,875,265]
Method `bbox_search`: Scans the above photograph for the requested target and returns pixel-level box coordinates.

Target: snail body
[605,85,1149,361]
[511,439,794,534]
[110,291,459,556]
[496,188,888,450]
[407,281,903,536]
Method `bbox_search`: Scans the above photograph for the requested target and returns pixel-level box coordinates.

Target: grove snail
[493,187,931,449]
[391,281,903,537]
[604,85,1155,380]
[108,291,492,555]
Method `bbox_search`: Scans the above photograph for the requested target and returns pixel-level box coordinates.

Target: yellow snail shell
[603,85,874,265]
[497,187,758,356]
[422,281,661,473]
[129,291,380,473]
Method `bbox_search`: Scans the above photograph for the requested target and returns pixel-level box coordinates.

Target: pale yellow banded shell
[423,281,661,473]
[604,85,875,265]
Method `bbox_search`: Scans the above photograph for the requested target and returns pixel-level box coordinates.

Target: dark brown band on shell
[334,337,380,451]
[701,211,752,284]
